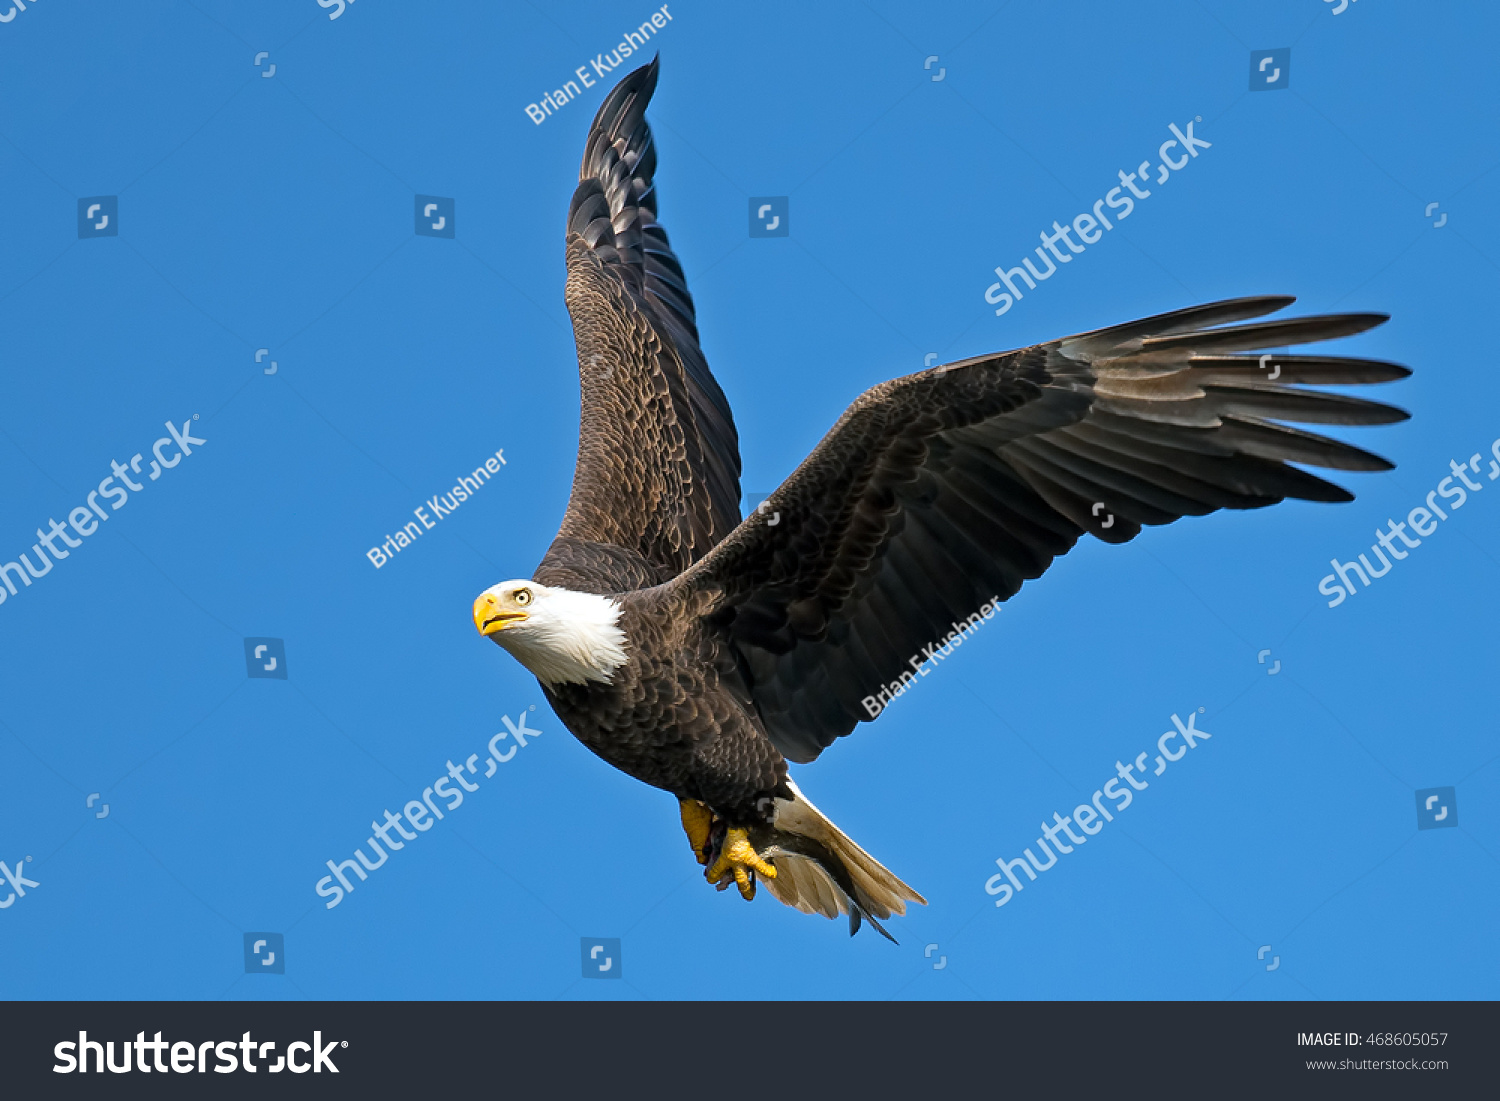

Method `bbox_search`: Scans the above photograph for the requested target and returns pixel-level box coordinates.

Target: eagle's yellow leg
[679,799,713,866]
[705,827,777,901]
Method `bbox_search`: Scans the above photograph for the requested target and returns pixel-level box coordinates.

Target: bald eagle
[473,60,1409,938]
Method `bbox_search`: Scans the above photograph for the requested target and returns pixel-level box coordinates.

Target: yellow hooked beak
[473,592,526,637]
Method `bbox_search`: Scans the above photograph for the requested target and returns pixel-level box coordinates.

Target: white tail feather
[760,780,926,923]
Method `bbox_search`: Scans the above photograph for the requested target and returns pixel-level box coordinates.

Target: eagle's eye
[514,588,533,607]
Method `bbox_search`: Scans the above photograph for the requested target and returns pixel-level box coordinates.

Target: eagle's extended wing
[538,59,742,592]
[676,296,1409,763]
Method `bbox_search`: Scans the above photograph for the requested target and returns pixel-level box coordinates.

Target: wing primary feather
[670,296,1406,761]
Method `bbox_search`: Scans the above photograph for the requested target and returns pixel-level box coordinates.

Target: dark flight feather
[540,57,742,593]
[675,297,1408,763]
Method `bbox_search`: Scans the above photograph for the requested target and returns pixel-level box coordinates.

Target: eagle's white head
[472,580,628,687]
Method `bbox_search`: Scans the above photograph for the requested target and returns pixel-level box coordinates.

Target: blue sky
[0,0,1496,1001]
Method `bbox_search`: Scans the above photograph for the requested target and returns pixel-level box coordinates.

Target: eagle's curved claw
[679,799,713,866]
[705,827,776,900]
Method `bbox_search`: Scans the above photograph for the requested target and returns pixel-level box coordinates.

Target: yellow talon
[679,799,713,866]
[705,827,776,901]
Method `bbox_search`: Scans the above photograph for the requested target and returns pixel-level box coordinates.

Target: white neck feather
[497,587,629,687]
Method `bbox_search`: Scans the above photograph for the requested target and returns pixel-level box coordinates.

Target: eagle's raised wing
[677,296,1409,763]
[538,59,742,593]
